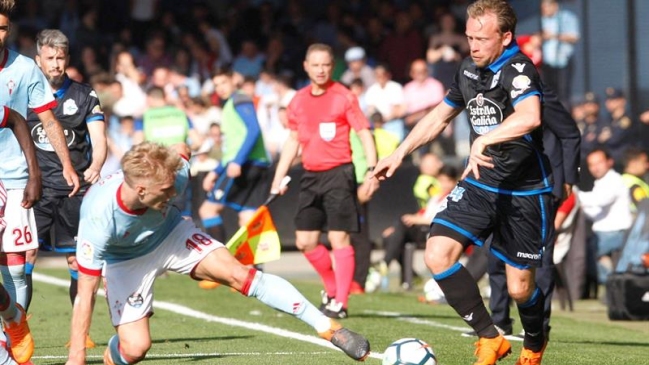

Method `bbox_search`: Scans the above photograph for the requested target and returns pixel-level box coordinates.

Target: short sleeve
[85,89,105,123]
[345,92,370,131]
[287,96,299,131]
[76,215,112,276]
[501,59,542,106]
[28,64,56,113]
[444,71,465,108]
[0,106,8,128]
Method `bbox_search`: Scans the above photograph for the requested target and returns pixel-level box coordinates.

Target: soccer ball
[382,338,437,365]
[365,267,382,293]
[422,278,445,303]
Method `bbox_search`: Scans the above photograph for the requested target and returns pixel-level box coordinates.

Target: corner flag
[226,205,281,265]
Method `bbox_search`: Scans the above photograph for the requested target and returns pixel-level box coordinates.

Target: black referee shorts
[295,163,360,233]
[34,191,82,253]
[207,163,271,211]
[430,180,555,268]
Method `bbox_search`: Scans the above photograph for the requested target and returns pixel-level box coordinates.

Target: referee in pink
[271,43,378,319]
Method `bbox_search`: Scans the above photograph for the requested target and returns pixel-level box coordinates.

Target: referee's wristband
[366,166,375,173]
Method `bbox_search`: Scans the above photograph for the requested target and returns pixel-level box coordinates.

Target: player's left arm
[229,98,262,178]
[2,107,42,207]
[84,121,107,184]
[38,109,81,196]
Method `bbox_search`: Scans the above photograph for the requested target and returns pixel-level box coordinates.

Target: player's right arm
[373,102,461,180]
[66,271,100,365]
[1,106,42,207]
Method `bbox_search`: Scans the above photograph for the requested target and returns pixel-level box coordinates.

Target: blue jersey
[76,159,190,276]
[0,49,56,189]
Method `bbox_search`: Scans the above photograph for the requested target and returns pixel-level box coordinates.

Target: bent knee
[119,338,151,363]
[508,283,535,303]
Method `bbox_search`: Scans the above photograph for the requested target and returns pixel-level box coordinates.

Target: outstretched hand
[372,152,404,182]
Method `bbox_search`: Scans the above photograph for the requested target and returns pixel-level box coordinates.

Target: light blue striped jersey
[0,49,56,189]
[76,159,190,275]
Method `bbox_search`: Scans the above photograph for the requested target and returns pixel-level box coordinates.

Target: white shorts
[1,189,39,253]
[104,219,224,326]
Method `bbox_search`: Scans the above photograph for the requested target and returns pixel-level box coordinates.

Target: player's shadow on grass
[560,339,649,348]
[354,312,458,320]
[152,335,253,345]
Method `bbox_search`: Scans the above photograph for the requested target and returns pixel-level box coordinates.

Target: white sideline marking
[363,310,523,342]
[33,351,331,360]
[33,273,384,360]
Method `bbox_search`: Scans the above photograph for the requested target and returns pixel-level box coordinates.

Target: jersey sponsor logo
[319,122,336,142]
[512,63,526,73]
[490,70,501,89]
[30,123,75,151]
[510,75,531,98]
[463,70,478,80]
[63,98,79,115]
[467,93,503,135]
[516,251,541,260]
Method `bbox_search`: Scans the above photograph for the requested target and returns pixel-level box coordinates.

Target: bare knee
[424,238,464,275]
[508,280,535,303]
[198,202,220,218]
[119,337,151,363]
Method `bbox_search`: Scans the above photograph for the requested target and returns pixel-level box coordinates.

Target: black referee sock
[517,287,546,351]
[434,263,499,338]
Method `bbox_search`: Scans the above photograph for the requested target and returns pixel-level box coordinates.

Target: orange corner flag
[226,206,281,265]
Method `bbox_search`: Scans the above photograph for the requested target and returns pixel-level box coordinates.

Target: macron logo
[512,63,526,72]
[464,70,479,80]
[517,252,541,260]
[642,292,649,302]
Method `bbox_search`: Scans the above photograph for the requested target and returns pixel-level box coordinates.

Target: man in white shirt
[577,148,632,284]
[365,64,406,141]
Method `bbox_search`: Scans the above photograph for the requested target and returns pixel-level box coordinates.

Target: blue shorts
[207,163,270,211]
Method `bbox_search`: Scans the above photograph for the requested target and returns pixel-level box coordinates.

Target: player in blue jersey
[0,1,80,333]
[23,29,107,349]
[65,142,371,365]
[0,106,40,365]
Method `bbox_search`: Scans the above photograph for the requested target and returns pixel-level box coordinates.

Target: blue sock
[246,271,332,333]
[24,263,34,276]
[108,335,131,365]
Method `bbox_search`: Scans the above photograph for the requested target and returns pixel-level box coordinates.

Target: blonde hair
[305,43,334,60]
[0,0,14,17]
[467,0,517,38]
[121,142,183,187]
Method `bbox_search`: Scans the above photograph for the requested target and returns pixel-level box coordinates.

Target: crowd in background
[8,0,649,297]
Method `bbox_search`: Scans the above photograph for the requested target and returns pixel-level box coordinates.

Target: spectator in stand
[112,51,147,119]
[369,112,400,160]
[138,33,173,77]
[348,78,369,116]
[185,96,222,136]
[365,64,406,141]
[258,74,296,161]
[621,147,649,213]
[376,165,459,291]
[341,47,375,88]
[129,0,159,49]
[578,148,633,285]
[379,11,424,84]
[197,19,233,66]
[540,0,580,107]
[403,59,448,157]
[578,92,603,190]
[600,87,637,166]
[233,40,266,79]
[103,115,136,176]
[426,12,469,90]
[133,87,203,151]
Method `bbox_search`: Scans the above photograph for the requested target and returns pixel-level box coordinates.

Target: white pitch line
[33,351,332,360]
[33,273,384,360]
[363,310,523,342]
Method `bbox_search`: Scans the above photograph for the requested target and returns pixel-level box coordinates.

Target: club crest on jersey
[319,122,336,142]
[63,99,79,115]
[467,93,503,135]
[510,75,531,98]
[6,79,15,95]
